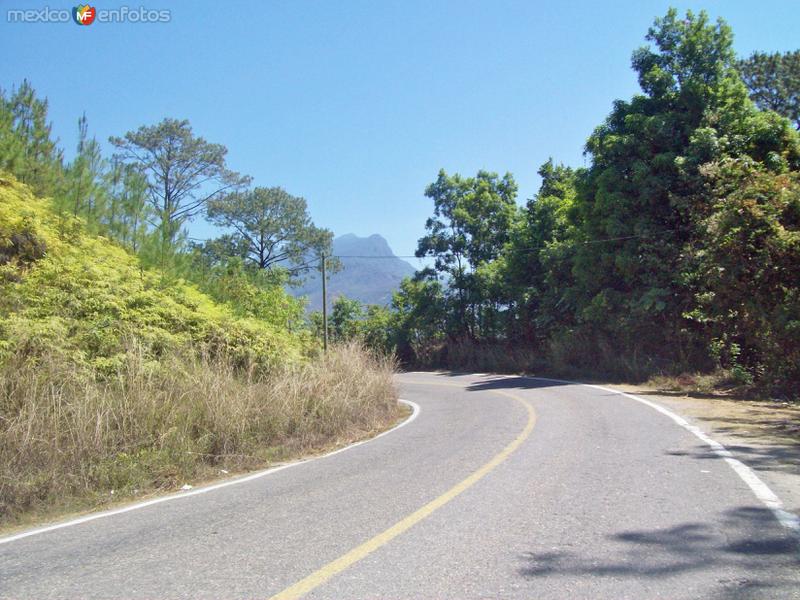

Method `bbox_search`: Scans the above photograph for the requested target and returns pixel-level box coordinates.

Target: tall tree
[0,90,24,178]
[416,169,518,339]
[105,161,151,253]
[62,113,106,220]
[206,186,334,279]
[566,9,799,374]
[739,50,800,129]
[109,118,248,246]
[0,80,63,196]
[390,276,447,364]
[502,159,580,343]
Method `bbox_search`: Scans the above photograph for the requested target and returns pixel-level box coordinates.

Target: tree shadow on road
[463,375,571,393]
[464,375,800,477]
[666,443,800,476]
[517,506,799,599]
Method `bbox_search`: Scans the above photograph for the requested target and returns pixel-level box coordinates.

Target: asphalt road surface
[1,372,799,599]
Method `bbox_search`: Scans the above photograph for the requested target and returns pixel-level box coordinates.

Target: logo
[72,4,96,25]
[7,4,171,24]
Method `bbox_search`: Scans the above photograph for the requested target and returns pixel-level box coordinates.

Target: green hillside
[0,174,397,525]
[0,173,307,374]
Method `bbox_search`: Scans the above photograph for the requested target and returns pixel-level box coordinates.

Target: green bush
[0,173,309,372]
[0,175,399,524]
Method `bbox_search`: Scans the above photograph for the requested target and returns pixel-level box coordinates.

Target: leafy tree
[110,118,249,247]
[206,186,334,280]
[739,50,800,129]
[565,9,799,374]
[329,296,363,342]
[308,297,394,353]
[361,304,393,353]
[416,169,519,339]
[501,159,579,342]
[390,276,447,364]
[690,158,800,394]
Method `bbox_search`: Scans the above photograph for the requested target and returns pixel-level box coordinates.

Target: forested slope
[0,175,397,525]
[0,175,306,372]
[327,11,800,399]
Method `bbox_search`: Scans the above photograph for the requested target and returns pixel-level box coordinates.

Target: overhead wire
[184,228,680,263]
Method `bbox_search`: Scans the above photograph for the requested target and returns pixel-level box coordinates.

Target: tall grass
[0,342,398,525]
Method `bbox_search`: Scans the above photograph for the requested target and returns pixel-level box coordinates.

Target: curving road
[1,372,798,599]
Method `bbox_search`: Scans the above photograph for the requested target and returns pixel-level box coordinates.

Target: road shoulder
[606,383,800,519]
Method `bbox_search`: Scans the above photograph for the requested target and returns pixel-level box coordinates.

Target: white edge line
[0,398,421,546]
[515,374,800,535]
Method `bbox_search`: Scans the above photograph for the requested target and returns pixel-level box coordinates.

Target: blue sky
[2,1,798,262]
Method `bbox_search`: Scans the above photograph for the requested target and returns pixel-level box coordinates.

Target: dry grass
[641,369,786,400]
[0,341,399,527]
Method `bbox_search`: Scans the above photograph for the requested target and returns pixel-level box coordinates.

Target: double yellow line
[268,380,536,600]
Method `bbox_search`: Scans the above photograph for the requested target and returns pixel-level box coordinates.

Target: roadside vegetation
[0,335,396,525]
[0,87,399,525]
[324,11,800,401]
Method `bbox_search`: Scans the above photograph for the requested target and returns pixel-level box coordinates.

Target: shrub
[0,175,400,524]
[0,174,309,371]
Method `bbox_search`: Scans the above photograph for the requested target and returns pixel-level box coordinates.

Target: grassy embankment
[0,174,399,528]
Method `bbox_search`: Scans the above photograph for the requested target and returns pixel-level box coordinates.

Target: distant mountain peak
[291,233,415,310]
[333,233,394,258]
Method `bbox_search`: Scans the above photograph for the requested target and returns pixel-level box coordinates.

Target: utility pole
[321,253,328,352]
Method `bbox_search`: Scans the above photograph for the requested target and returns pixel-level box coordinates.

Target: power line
[186,228,679,261]
[578,229,677,245]
[330,255,423,259]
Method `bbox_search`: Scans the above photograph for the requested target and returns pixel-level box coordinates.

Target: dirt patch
[611,383,800,447]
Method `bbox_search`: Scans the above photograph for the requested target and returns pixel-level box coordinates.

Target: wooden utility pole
[321,253,328,352]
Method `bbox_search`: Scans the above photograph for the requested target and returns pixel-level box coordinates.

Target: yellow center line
[267,383,536,600]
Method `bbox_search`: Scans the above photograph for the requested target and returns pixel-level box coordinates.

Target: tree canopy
[739,50,800,129]
[384,9,800,396]
[110,118,249,245]
[206,186,333,280]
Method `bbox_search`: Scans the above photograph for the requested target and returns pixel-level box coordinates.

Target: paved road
[1,372,798,599]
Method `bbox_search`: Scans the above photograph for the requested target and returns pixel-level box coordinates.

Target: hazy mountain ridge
[293,234,416,310]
